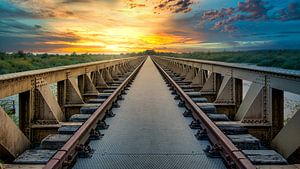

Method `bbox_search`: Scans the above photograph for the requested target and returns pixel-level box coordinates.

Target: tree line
[0,49,299,75]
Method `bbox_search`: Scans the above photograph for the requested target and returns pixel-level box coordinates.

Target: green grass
[0,51,125,75]
[1,50,300,75]
[159,50,300,70]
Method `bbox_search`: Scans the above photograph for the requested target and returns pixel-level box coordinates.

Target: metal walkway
[73,57,226,169]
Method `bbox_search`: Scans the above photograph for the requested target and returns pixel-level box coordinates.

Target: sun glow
[4,0,205,53]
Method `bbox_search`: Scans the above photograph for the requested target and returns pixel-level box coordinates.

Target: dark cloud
[0,19,79,42]
[200,0,300,32]
[166,12,207,40]
[0,18,81,52]
[0,35,77,52]
[0,1,34,18]
[201,8,235,21]
[65,11,74,15]
[128,3,146,9]
[154,0,194,13]
[35,32,81,43]
[34,24,42,29]
[201,0,272,32]
[277,2,300,21]
[5,0,78,19]
[237,0,270,19]
[0,32,81,52]
[0,19,40,33]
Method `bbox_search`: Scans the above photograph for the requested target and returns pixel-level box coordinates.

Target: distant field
[1,50,300,75]
[0,52,124,75]
[165,50,300,70]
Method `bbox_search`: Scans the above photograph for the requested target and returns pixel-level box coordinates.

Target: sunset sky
[0,0,300,53]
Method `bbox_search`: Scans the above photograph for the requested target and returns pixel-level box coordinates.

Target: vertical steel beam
[214,76,243,119]
[235,80,274,144]
[201,72,221,93]
[179,65,188,78]
[78,74,98,95]
[19,91,31,138]
[271,88,284,138]
[57,80,65,111]
[110,66,118,80]
[235,78,243,111]
[115,65,121,76]
[78,73,99,102]
[103,68,114,83]
[58,77,85,119]
[92,70,109,89]
[78,74,85,95]
[183,67,195,82]
[118,64,125,75]
[215,76,235,104]
[235,83,265,121]
[35,84,64,122]
[191,69,206,88]
[65,77,84,105]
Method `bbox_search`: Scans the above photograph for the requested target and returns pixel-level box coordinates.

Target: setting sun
[1,0,300,53]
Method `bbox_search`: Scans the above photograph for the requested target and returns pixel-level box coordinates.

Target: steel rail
[44,58,146,169]
[152,57,256,169]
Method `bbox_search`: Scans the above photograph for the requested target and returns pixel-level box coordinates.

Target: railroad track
[1,56,299,169]
[152,57,289,169]
[7,57,146,169]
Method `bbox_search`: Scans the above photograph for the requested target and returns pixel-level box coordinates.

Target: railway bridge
[0,56,299,169]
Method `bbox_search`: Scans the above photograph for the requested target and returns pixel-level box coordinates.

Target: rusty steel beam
[0,107,31,159]
[78,74,99,96]
[235,83,265,121]
[0,57,139,99]
[152,57,256,169]
[43,57,146,169]
[215,76,235,104]
[272,109,300,159]
[158,56,300,95]
[35,84,64,122]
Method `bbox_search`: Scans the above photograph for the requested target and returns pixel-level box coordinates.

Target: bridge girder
[0,107,30,159]
[0,57,142,155]
[156,56,299,159]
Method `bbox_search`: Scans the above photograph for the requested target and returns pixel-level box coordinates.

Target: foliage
[133,50,300,70]
[0,52,124,75]
[0,100,16,115]
[161,50,300,70]
[0,50,300,75]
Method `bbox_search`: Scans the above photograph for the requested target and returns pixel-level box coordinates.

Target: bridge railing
[156,56,300,161]
[0,57,138,99]
[162,56,300,95]
[0,56,143,160]
[44,58,146,169]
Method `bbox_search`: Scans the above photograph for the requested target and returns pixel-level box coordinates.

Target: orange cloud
[8,0,203,53]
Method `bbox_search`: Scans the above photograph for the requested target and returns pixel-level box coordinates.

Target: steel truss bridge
[0,56,299,169]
